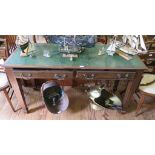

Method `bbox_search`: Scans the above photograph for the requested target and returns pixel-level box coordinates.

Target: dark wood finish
[0,49,6,58]
[5,68,28,113]
[123,70,144,110]
[97,35,108,44]
[136,82,155,115]
[3,89,15,112]
[113,80,120,92]
[33,35,37,43]
[5,35,17,56]
[139,35,155,73]
[13,70,74,80]
[136,92,145,115]
[76,71,136,80]
[6,68,144,113]
[0,37,7,59]
[4,43,147,113]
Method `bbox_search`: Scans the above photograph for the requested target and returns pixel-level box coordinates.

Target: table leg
[122,71,143,111]
[5,68,28,113]
[113,80,120,92]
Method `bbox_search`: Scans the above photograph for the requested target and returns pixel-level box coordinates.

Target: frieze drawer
[13,70,73,80]
[0,50,6,58]
[76,71,136,80]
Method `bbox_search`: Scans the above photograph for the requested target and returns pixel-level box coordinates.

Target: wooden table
[4,43,147,113]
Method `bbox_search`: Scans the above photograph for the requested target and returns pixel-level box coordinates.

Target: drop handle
[20,73,32,80]
[117,74,121,78]
[125,73,129,78]
[83,74,95,80]
[27,73,32,77]
[54,74,67,80]
[117,73,129,78]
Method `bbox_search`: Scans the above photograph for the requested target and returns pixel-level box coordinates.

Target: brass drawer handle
[125,73,129,78]
[20,73,32,80]
[54,74,67,80]
[117,73,129,78]
[83,74,95,80]
[27,73,32,77]
[117,74,121,78]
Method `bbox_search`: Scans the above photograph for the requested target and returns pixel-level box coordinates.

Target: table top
[4,43,147,70]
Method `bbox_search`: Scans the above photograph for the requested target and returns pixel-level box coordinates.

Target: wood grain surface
[0,85,155,120]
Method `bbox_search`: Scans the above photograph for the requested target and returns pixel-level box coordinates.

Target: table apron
[13,69,136,80]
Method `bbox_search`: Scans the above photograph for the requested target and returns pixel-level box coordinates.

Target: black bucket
[41,81,69,114]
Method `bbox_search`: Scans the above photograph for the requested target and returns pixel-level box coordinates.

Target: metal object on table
[59,44,85,61]
[41,81,69,114]
[56,36,86,61]
[98,46,106,56]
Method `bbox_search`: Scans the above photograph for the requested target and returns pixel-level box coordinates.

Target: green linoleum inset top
[4,43,147,70]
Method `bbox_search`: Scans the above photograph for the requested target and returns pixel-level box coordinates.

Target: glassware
[43,44,51,57]
[98,47,105,55]
[43,49,51,57]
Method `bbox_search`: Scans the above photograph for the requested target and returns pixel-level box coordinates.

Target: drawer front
[76,71,135,80]
[14,70,73,80]
[0,50,6,58]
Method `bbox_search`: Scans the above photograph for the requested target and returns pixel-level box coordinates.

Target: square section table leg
[5,68,28,113]
[122,71,143,111]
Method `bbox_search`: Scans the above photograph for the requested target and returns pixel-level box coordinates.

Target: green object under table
[4,43,147,113]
